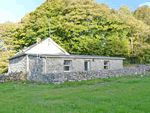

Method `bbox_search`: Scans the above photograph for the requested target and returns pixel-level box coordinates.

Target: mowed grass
[0,74,150,113]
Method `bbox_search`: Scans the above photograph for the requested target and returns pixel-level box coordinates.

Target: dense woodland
[0,0,150,73]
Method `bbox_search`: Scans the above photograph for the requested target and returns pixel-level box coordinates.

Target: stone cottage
[8,38,125,74]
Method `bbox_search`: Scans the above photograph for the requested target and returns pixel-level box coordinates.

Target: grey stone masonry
[1,66,150,84]
[29,66,150,84]
[44,57,123,73]
[8,55,27,73]
[46,58,64,73]
[0,72,28,83]
[109,60,123,69]
[8,55,124,74]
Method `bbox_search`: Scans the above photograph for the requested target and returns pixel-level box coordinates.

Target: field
[0,74,150,113]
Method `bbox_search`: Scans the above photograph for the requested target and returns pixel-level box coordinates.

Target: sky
[0,0,150,23]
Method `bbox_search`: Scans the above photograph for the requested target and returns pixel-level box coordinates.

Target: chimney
[37,37,41,44]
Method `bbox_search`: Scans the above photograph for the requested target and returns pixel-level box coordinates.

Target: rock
[54,81,60,84]
[145,74,149,76]
[82,79,87,81]
[53,79,60,82]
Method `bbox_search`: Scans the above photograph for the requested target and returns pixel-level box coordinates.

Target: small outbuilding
[8,38,125,74]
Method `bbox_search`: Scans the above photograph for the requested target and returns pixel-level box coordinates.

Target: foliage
[134,5,150,25]
[0,22,18,72]
[119,4,132,15]
[69,35,104,55]
[103,36,131,57]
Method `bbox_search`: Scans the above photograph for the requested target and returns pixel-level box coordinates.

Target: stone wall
[29,56,45,75]
[91,59,104,70]
[8,55,27,73]
[44,57,123,73]
[46,58,64,73]
[0,72,28,83]
[1,65,150,84]
[8,55,124,74]
[29,66,150,84]
[109,60,123,69]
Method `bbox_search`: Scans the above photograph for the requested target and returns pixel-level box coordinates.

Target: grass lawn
[0,75,150,113]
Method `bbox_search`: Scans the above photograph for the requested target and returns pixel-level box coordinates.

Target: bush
[145,59,150,64]
[123,60,131,66]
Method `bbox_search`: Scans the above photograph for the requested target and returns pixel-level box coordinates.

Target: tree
[103,36,131,57]
[119,5,132,15]
[134,5,150,25]
[0,22,18,72]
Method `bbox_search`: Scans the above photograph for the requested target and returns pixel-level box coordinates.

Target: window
[64,60,72,72]
[84,61,90,71]
[104,61,109,69]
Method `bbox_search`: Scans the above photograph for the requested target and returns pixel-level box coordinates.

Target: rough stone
[1,65,150,85]
[9,56,124,74]
[0,72,27,83]
[8,56,27,73]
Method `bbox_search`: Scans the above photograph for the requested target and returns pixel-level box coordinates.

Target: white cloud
[139,2,150,7]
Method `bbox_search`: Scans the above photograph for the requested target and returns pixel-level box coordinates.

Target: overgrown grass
[0,74,150,113]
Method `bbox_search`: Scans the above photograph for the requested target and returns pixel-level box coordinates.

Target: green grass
[0,74,150,113]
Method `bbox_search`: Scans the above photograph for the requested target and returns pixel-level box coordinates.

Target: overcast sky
[0,0,150,23]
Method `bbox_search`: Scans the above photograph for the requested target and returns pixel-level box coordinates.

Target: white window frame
[64,60,72,72]
[84,60,91,71]
[104,60,109,69]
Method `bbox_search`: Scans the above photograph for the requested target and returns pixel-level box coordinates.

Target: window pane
[64,60,70,65]
[104,66,108,69]
[84,61,88,71]
[104,61,109,65]
[64,66,70,71]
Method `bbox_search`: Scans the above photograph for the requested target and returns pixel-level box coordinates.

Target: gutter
[7,52,26,60]
[43,56,126,60]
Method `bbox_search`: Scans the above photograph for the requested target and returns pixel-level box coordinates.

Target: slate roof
[8,42,38,60]
[28,54,125,60]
